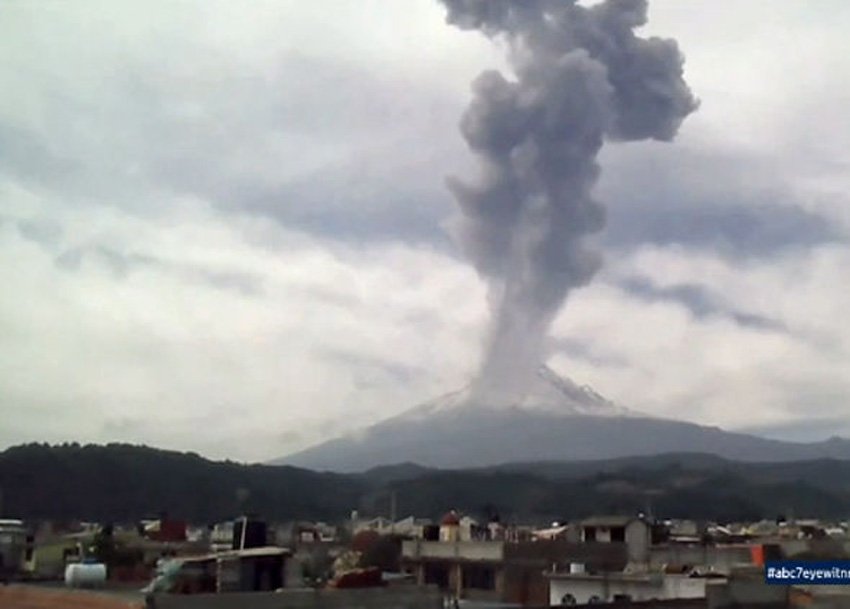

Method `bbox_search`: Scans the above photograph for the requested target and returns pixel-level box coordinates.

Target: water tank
[64,563,107,588]
[232,518,267,549]
[569,563,585,574]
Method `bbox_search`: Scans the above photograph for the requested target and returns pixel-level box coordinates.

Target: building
[233,517,269,549]
[143,546,297,594]
[208,517,271,553]
[440,511,461,542]
[548,568,713,605]
[353,516,394,535]
[0,518,34,577]
[402,535,626,605]
[144,518,188,543]
[392,516,434,539]
[295,522,337,544]
[704,565,789,608]
[648,542,773,576]
[580,516,652,564]
[210,521,235,552]
[666,520,702,544]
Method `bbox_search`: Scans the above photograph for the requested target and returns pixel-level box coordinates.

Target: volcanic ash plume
[440,0,698,404]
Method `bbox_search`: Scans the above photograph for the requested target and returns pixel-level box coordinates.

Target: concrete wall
[403,539,626,570]
[705,577,788,609]
[661,577,707,601]
[284,557,304,588]
[626,522,651,564]
[550,575,706,606]
[402,540,504,562]
[504,540,626,607]
[572,601,705,609]
[149,586,442,609]
[504,540,627,569]
[650,545,753,575]
[503,564,549,607]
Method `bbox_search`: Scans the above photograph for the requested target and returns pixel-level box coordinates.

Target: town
[4,507,850,608]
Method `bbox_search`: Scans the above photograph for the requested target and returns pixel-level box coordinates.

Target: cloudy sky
[2,1,849,462]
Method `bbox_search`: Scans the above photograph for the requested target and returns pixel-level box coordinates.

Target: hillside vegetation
[3,443,850,524]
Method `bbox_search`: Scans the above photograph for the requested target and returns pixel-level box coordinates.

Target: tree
[359,535,401,573]
[91,524,116,564]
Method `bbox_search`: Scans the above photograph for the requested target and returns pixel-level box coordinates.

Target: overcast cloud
[2,1,849,461]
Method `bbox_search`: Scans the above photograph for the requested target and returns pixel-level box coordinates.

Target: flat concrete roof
[546,571,720,583]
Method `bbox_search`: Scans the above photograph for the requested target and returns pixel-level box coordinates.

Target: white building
[548,569,712,605]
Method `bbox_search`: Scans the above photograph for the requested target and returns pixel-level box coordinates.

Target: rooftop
[547,570,723,583]
[581,516,640,528]
[181,545,291,563]
[0,519,26,527]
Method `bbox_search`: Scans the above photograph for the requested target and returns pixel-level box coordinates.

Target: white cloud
[0,189,486,461]
[549,241,850,431]
[1,0,849,461]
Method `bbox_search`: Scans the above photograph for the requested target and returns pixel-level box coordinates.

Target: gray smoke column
[440,0,698,404]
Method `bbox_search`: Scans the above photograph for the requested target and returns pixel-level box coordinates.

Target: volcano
[276,367,850,472]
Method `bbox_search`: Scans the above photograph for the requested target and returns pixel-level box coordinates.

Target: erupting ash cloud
[439,0,698,403]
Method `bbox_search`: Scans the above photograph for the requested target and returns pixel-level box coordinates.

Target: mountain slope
[6,443,850,523]
[279,367,850,472]
[0,443,364,522]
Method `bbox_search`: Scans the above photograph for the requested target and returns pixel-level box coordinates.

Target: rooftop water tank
[64,563,107,588]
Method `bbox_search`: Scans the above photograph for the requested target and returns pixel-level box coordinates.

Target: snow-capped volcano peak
[277,364,850,473]
[403,365,636,421]
[526,365,634,416]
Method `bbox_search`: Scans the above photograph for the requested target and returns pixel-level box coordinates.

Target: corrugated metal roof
[180,545,291,563]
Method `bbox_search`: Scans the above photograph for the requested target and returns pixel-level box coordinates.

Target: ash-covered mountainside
[277,367,850,472]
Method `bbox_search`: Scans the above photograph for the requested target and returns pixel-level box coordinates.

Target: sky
[2,1,849,462]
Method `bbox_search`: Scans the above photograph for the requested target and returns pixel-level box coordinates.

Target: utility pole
[390,491,397,534]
